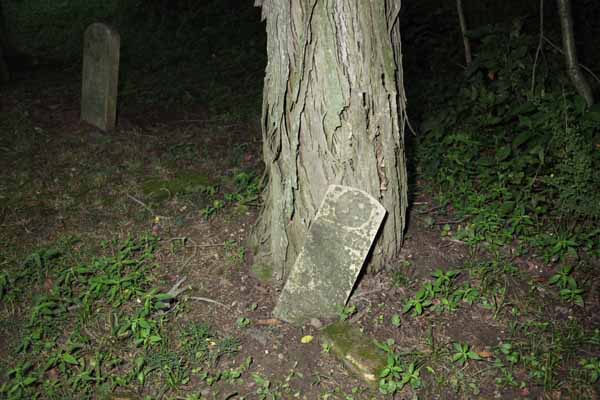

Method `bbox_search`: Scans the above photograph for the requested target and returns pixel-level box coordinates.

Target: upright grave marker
[273,185,386,325]
[81,23,120,131]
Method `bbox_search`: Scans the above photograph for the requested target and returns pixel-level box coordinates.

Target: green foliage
[180,321,214,363]
[0,234,243,398]
[236,317,251,329]
[224,239,246,266]
[403,269,473,316]
[451,342,482,366]
[1,362,38,399]
[416,22,600,260]
[581,358,600,384]
[198,170,260,220]
[505,319,594,391]
[376,339,422,394]
[548,266,585,306]
[337,304,357,321]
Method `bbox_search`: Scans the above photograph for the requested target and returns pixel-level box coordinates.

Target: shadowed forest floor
[1,64,598,399]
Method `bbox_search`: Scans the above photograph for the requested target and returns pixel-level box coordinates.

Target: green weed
[451,342,482,367]
[376,339,422,394]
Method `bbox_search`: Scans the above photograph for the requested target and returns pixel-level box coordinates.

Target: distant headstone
[81,23,120,131]
[273,185,386,325]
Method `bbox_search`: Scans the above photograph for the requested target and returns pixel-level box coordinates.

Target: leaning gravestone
[273,185,386,325]
[81,23,120,131]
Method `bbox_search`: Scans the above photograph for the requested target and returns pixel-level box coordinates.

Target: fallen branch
[126,194,154,215]
[189,296,229,308]
[543,36,600,85]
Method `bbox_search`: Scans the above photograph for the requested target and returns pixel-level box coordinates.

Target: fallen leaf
[301,335,314,344]
[477,350,493,358]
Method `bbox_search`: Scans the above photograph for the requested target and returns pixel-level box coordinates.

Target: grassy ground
[1,2,599,399]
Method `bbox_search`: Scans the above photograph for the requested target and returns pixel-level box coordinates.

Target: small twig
[167,276,189,298]
[543,36,600,84]
[531,0,545,96]
[417,204,447,214]
[189,296,229,308]
[351,287,386,300]
[255,318,281,326]
[442,237,467,245]
[126,194,154,215]
[178,238,198,274]
[435,218,466,225]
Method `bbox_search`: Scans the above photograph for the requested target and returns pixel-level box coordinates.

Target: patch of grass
[403,269,473,317]
[142,172,213,202]
[224,240,246,266]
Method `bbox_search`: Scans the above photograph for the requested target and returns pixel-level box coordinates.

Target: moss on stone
[250,263,274,283]
[141,172,210,201]
[321,321,387,386]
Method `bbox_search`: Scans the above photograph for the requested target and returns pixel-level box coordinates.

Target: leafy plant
[548,265,577,290]
[403,284,434,316]
[581,358,600,384]
[252,373,280,400]
[548,266,585,306]
[451,342,482,366]
[376,339,422,394]
[432,269,460,295]
[224,239,246,265]
[337,304,357,321]
[0,362,38,399]
[180,321,215,363]
[415,21,599,263]
[200,199,225,219]
[236,317,251,328]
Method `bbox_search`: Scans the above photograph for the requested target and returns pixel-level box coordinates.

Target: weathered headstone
[273,185,386,325]
[81,23,120,131]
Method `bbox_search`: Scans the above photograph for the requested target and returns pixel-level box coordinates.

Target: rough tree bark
[251,0,408,280]
[556,0,594,106]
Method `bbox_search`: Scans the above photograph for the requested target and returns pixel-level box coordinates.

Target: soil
[1,68,598,400]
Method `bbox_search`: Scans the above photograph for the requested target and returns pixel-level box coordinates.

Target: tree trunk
[0,43,9,83]
[0,1,10,83]
[556,0,594,106]
[456,0,472,65]
[251,0,408,280]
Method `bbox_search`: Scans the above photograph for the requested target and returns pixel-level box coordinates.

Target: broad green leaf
[62,353,79,365]
[149,335,162,343]
[495,145,511,161]
[512,131,533,147]
[23,376,37,386]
